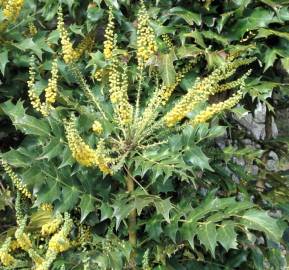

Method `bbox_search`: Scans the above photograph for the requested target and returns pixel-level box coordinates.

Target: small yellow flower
[92,120,103,134]
[3,0,24,21]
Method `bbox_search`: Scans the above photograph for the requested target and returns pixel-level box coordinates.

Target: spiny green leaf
[0,50,9,76]
[56,186,79,212]
[217,221,238,251]
[79,194,96,222]
[183,146,213,171]
[1,100,51,137]
[154,198,173,223]
[40,138,64,161]
[100,202,113,221]
[197,222,217,258]
[158,51,176,86]
[169,7,201,26]
[240,209,286,242]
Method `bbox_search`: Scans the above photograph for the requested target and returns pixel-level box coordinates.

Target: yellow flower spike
[109,59,133,127]
[57,8,77,64]
[65,119,97,167]
[41,213,63,236]
[15,232,32,251]
[92,120,103,134]
[28,56,43,114]
[163,58,254,127]
[136,1,157,67]
[8,240,20,252]
[1,160,32,199]
[3,0,24,22]
[191,91,243,126]
[48,213,73,253]
[103,7,115,60]
[0,238,15,267]
[64,119,113,173]
[45,59,58,105]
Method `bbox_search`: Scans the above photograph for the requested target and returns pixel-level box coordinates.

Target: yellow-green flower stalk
[109,59,133,127]
[136,1,157,67]
[64,118,113,174]
[28,57,59,116]
[191,91,243,125]
[28,56,43,114]
[57,8,77,63]
[1,160,32,199]
[103,7,115,60]
[163,58,255,127]
[0,238,15,267]
[41,213,63,236]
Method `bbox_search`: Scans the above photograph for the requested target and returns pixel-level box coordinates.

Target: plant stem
[125,170,137,268]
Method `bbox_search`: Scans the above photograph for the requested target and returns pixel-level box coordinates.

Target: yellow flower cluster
[162,34,173,49]
[65,119,112,173]
[40,203,53,213]
[0,0,8,7]
[192,91,242,125]
[28,57,58,116]
[57,8,77,64]
[28,22,37,36]
[92,120,103,134]
[1,160,32,199]
[103,7,115,60]
[74,33,95,60]
[28,58,42,114]
[45,59,58,105]
[109,60,133,126]
[95,138,113,175]
[160,62,193,105]
[48,213,72,253]
[164,58,254,127]
[41,213,63,236]
[94,69,103,82]
[0,238,15,267]
[139,62,193,130]
[16,232,32,251]
[2,0,24,21]
[137,1,157,66]
[9,240,20,252]
[65,120,97,167]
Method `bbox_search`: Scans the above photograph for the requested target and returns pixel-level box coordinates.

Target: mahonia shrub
[0,1,288,269]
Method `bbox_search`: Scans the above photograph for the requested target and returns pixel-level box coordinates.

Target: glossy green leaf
[197,222,217,258]
[79,194,96,222]
[240,209,286,242]
[217,221,238,251]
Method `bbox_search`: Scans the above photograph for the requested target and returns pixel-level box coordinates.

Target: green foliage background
[0,0,289,269]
